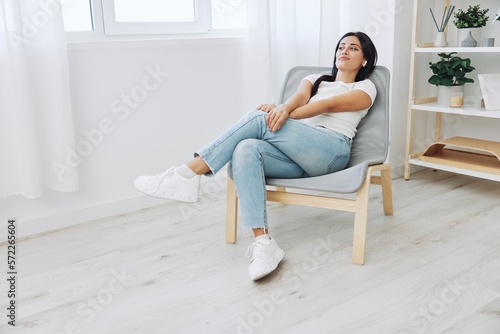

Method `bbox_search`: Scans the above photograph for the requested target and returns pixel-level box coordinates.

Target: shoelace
[246,240,270,261]
[153,166,176,186]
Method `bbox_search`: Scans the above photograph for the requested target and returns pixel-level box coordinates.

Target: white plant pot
[457,27,482,47]
[437,85,464,106]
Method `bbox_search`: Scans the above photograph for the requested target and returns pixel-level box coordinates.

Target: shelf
[411,136,500,181]
[411,102,500,119]
[405,0,500,182]
[415,47,500,53]
[409,157,500,182]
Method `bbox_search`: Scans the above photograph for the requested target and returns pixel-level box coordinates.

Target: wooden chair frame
[225,164,393,264]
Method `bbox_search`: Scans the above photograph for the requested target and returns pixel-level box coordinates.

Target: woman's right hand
[265,104,291,132]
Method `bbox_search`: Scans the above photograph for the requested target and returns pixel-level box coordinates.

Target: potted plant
[453,4,489,46]
[428,52,475,106]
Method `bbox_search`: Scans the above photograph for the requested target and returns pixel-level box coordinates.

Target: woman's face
[335,35,366,72]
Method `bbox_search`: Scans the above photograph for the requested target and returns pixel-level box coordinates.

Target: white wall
[0,38,252,237]
[391,1,415,172]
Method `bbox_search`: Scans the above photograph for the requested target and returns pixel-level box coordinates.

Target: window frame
[64,0,248,43]
[101,0,211,36]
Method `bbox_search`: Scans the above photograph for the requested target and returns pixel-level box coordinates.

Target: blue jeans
[196,110,351,229]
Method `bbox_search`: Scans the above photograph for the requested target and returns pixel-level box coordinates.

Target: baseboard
[391,163,405,179]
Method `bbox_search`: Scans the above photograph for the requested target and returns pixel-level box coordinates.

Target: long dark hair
[311,31,378,97]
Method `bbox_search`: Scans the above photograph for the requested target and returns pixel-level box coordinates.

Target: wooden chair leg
[380,166,394,215]
[352,172,371,265]
[226,175,238,243]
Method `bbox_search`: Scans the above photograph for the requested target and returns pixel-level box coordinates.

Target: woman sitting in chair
[134,31,378,281]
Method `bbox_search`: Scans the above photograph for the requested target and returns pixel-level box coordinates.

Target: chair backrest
[279,65,390,168]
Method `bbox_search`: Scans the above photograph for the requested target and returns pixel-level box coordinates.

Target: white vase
[457,28,482,47]
[437,85,464,106]
[434,32,448,47]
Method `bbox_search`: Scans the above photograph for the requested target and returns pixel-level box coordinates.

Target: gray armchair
[226,65,393,265]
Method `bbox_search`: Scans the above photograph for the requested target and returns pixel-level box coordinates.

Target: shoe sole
[134,181,199,203]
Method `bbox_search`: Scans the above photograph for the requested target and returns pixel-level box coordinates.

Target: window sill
[66,30,246,49]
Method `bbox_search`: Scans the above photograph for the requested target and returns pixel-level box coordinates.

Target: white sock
[255,234,271,242]
[177,164,197,179]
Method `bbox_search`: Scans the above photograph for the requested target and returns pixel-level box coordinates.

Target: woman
[134,31,378,281]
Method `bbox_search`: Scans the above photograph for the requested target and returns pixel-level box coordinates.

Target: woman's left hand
[257,104,277,112]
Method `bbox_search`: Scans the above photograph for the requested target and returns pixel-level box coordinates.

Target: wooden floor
[2,170,500,334]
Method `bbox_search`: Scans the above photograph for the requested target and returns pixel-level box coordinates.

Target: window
[102,0,210,35]
[61,0,246,38]
[113,0,196,22]
[61,0,93,32]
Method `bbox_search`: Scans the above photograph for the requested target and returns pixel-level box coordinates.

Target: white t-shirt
[300,74,377,138]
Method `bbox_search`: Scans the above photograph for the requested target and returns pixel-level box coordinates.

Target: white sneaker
[246,236,285,281]
[134,166,200,202]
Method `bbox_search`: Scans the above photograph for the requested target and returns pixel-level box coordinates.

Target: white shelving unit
[405,0,500,182]
[415,47,500,53]
[412,102,500,118]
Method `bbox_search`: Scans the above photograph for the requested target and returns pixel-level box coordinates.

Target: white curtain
[0,0,78,199]
[244,0,341,105]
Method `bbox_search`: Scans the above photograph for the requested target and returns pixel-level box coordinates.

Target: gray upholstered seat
[266,66,390,193]
[226,66,393,264]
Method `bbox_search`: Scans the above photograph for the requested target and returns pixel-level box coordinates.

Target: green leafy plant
[428,52,475,86]
[453,4,489,28]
